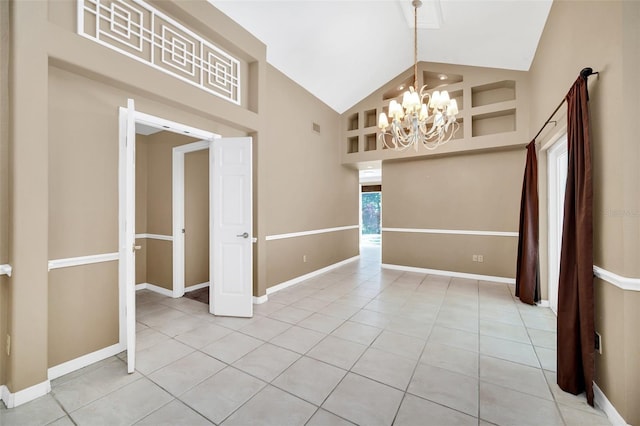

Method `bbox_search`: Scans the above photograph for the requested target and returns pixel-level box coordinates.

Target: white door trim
[172,139,216,298]
[118,102,218,373]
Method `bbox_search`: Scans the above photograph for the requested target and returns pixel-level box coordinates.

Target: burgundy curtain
[557,75,594,406]
[515,140,540,305]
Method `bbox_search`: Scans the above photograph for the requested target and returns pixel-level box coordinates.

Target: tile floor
[1,246,611,425]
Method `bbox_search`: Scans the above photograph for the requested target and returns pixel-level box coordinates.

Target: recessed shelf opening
[364,109,377,128]
[348,113,359,131]
[347,136,359,154]
[471,80,516,107]
[364,133,377,151]
[423,71,463,89]
[472,109,516,137]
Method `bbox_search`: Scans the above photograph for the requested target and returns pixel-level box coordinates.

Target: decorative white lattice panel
[78,0,241,104]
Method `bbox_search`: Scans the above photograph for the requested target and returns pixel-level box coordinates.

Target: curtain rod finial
[580,67,597,78]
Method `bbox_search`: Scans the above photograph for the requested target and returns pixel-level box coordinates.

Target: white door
[210,137,253,317]
[548,135,568,315]
[124,99,137,372]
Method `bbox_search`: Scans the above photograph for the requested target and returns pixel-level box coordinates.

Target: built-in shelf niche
[472,109,516,137]
[364,109,377,128]
[471,80,516,107]
[347,136,359,153]
[382,76,413,101]
[364,133,377,151]
[452,118,464,140]
[449,89,463,111]
[348,113,359,131]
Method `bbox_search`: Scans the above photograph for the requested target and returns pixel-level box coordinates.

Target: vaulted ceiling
[209,0,553,113]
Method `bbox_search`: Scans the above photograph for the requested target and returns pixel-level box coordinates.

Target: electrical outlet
[477,255,484,263]
[595,332,602,354]
[303,255,307,263]
[472,255,478,262]
[6,334,10,356]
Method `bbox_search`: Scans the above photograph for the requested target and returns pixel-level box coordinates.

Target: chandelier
[377,0,459,151]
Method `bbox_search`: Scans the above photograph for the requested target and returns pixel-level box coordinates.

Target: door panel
[210,137,253,317]
[125,99,136,373]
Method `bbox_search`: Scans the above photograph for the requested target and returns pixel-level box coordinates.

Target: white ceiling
[209,0,553,113]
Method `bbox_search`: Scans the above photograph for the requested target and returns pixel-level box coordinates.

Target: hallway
[0,248,609,425]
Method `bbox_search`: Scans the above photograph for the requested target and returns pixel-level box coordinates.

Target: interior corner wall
[0,0,9,387]
[264,65,359,289]
[382,149,524,279]
[528,1,640,423]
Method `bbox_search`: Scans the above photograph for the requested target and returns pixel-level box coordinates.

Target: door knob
[236,232,249,238]
[132,244,142,252]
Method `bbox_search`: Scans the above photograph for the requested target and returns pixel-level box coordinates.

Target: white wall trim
[48,252,119,271]
[0,264,12,277]
[594,382,630,426]
[0,380,51,408]
[185,281,210,292]
[48,342,125,381]
[536,300,550,308]
[381,263,516,284]
[135,283,175,298]
[382,227,519,237]
[265,225,359,241]
[135,233,173,242]
[593,266,640,292]
[266,256,360,295]
[253,295,268,304]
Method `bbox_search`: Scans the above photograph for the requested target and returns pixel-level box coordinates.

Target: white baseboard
[381,263,516,284]
[594,382,629,426]
[253,295,268,304]
[0,380,51,408]
[135,283,174,297]
[185,281,209,292]
[48,342,125,381]
[537,300,550,308]
[265,255,360,296]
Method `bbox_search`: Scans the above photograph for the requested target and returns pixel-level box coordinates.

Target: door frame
[172,140,215,298]
[545,133,568,315]
[118,106,216,359]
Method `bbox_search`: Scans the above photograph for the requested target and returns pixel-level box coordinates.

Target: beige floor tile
[47,415,76,426]
[153,314,204,337]
[385,316,434,339]
[428,325,478,352]
[297,312,345,333]
[436,310,479,333]
[330,321,382,345]
[352,347,418,390]
[305,409,355,426]
[52,358,142,412]
[371,330,426,360]
[0,394,66,426]
[528,328,557,349]
[320,302,361,319]
[480,318,530,344]
[535,346,557,371]
[138,307,189,328]
[323,373,404,426]
[273,356,346,405]
[70,378,173,426]
[479,355,552,400]
[174,323,232,349]
[543,370,597,413]
[268,306,314,324]
[232,343,300,382]
[201,331,263,364]
[253,301,287,316]
[350,309,392,328]
[135,400,211,425]
[238,316,292,341]
[135,339,194,375]
[290,297,331,312]
[479,335,540,368]
[149,351,225,396]
[408,363,478,417]
[180,367,266,424]
[136,327,171,351]
[480,381,563,426]
[420,342,479,378]
[269,325,326,354]
[306,335,368,370]
[394,393,477,426]
[558,403,611,425]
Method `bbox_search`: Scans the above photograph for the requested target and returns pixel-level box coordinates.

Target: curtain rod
[533,67,599,142]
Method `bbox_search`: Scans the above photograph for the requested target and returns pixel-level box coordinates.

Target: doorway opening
[547,134,568,315]
[119,100,254,373]
[361,185,382,247]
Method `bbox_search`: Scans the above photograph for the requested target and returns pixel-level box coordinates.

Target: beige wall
[0,0,9,386]
[382,149,524,278]
[184,150,209,287]
[529,1,640,423]
[264,65,359,288]
[135,136,149,285]
[6,0,266,392]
